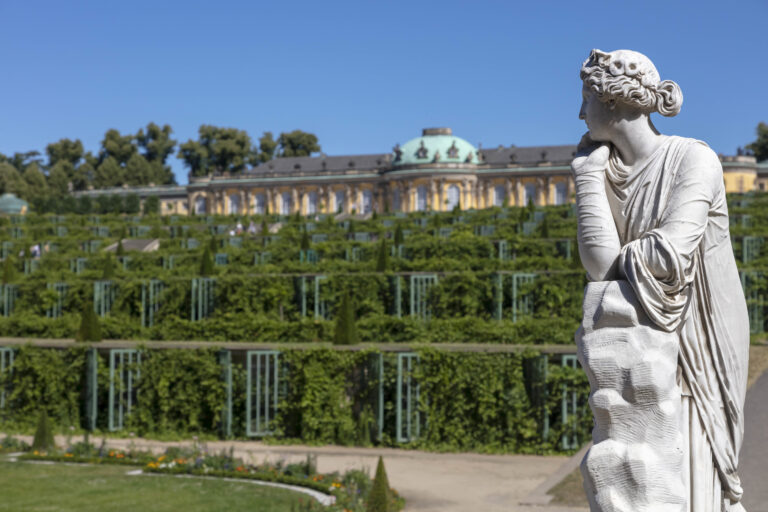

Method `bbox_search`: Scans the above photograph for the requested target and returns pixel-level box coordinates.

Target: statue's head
[579,49,683,141]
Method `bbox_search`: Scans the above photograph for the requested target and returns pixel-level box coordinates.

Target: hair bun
[655,80,683,117]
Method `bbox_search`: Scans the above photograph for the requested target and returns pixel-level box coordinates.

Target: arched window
[524,184,537,207]
[493,185,505,207]
[253,193,265,214]
[228,194,240,214]
[446,184,460,210]
[555,182,567,205]
[281,191,292,215]
[392,188,401,212]
[307,191,318,215]
[195,196,207,215]
[416,185,427,211]
[334,190,345,213]
[361,189,373,214]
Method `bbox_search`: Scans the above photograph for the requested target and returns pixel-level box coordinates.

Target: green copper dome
[393,128,478,167]
[0,193,28,214]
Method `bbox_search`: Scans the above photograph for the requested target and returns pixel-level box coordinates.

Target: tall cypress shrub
[1,256,15,284]
[32,410,55,452]
[375,239,388,272]
[76,301,101,342]
[366,456,391,512]
[200,246,214,276]
[333,290,358,345]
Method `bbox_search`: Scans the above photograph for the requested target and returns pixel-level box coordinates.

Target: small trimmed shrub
[32,410,55,451]
[367,456,390,512]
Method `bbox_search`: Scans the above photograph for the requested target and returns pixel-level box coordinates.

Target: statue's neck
[610,117,664,168]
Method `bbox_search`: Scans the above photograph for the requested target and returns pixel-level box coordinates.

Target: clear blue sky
[1,0,765,184]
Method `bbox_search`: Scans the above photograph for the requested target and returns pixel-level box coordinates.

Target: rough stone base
[577,280,685,512]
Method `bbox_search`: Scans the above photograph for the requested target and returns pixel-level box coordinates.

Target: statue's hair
[580,49,683,117]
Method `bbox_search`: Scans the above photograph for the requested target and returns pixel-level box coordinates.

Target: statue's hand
[572,133,610,178]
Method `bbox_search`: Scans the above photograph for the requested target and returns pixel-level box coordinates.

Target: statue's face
[579,86,615,142]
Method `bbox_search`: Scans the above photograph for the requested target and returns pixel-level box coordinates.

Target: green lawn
[0,460,306,511]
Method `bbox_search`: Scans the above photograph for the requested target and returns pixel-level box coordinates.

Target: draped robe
[604,135,749,511]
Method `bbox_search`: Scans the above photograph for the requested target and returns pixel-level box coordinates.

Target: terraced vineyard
[0,195,765,453]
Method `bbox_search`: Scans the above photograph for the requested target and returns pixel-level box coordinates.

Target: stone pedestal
[577,280,685,512]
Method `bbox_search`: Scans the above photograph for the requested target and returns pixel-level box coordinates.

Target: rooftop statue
[573,49,749,511]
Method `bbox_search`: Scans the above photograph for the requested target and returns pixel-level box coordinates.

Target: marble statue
[572,49,749,512]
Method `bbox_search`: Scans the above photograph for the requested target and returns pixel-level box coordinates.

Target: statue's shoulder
[670,136,723,185]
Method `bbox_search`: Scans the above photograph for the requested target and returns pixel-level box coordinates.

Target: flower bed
[13,439,404,511]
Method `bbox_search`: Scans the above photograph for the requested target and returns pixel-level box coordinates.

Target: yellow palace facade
[75,128,768,216]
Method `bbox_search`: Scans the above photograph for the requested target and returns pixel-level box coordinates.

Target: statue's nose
[578,101,586,120]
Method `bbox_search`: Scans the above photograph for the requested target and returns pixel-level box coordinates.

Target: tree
[9,151,43,173]
[22,162,49,200]
[76,301,101,342]
[2,256,16,285]
[136,122,177,184]
[0,162,29,198]
[277,130,320,157]
[46,138,84,168]
[393,225,404,247]
[75,195,92,215]
[124,153,153,186]
[300,230,311,251]
[375,238,388,272]
[100,129,137,166]
[333,290,358,345]
[124,194,140,215]
[101,253,116,279]
[47,161,73,196]
[747,122,768,162]
[32,410,55,452]
[178,125,253,176]
[94,157,123,188]
[366,456,391,512]
[116,238,125,257]
[143,196,159,215]
[256,132,278,163]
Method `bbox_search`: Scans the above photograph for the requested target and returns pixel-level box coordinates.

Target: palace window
[334,190,345,213]
[524,184,537,206]
[392,188,401,212]
[555,182,567,205]
[307,191,318,215]
[416,185,427,211]
[195,196,207,215]
[281,192,292,215]
[253,193,265,214]
[361,189,373,214]
[446,184,460,210]
[228,194,240,214]
[493,185,505,207]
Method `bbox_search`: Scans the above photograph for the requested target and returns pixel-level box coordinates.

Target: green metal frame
[743,236,763,264]
[494,273,537,322]
[108,349,141,431]
[162,254,177,270]
[141,279,164,327]
[740,270,764,333]
[214,253,228,266]
[300,275,329,319]
[560,355,580,450]
[393,275,403,318]
[46,282,68,318]
[300,249,319,263]
[70,257,88,274]
[23,259,39,275]
[409,274,438,320]
[396,352,420,443]
[190,277,215,321]
[345,247,362,262]
[1,242,13,259]
[93,280,116,317]
[0,347,13,410]
[219,350,233,438]
[246,350,280,437]
[0,284,17,317]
